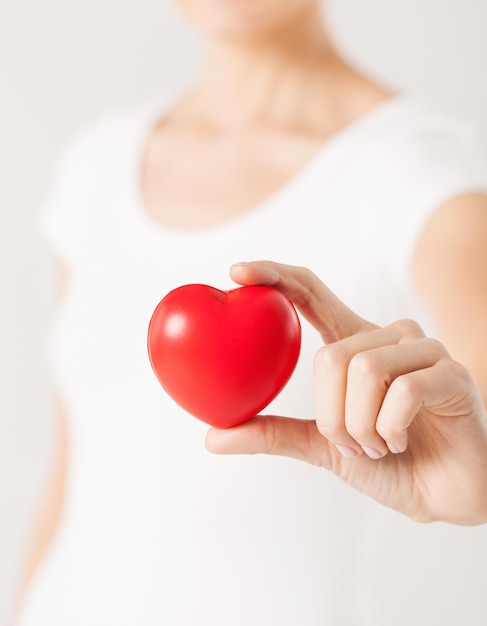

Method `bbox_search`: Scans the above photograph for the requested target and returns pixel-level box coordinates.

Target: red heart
[147,284,301,428]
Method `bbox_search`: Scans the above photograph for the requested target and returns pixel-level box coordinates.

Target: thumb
[206,415,336,469]
[230,261,375,343]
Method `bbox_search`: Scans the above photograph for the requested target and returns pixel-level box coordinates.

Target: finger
[313,344,362,457]
[376,357,467,454]
[205,415,336,469]
[313,322,427,458]
[345,338,448,457]
[205,415,386,486]
[230,260,375,342]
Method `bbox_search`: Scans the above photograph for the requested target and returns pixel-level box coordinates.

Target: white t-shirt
[19,93,487,626]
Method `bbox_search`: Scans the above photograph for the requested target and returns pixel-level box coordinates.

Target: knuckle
[344,416,370,441]
[376,420,399,441]
[348,352,381,379]
[314,343,348,372]
[445,360,481,403]
[446,358,470,380]
[423,337,449,358]
[394,318,425,339]
[390,374,419,401]
[300,265,316,281]
[263,417,278,453]
[346,426,370,443]
[316,419,344,441]
[294,266,319,306]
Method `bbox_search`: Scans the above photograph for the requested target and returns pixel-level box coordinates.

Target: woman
[18,0,487,624]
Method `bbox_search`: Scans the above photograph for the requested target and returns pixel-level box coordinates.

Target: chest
[140,129,325,229]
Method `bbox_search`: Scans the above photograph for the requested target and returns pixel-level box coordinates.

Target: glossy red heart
[147,284,301,428]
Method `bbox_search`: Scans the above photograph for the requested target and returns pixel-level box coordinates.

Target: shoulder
[374,95,487,192]
[370,95,487,241]
[39,94,170,261]
[41,106,141,227]
[53,96,165,185]
[363,96,487,303]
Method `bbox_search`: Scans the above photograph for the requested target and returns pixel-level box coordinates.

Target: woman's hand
[205,261,487,525]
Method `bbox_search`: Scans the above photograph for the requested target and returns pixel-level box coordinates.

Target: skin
[411,192,487,407]
[206,261,487,526]
[19,0,487,610]
[141,2,391,229]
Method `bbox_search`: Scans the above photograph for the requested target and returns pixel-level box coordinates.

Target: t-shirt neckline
[129,90,411,247]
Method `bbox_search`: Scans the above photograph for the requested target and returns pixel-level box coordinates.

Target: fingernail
[336,445,358,459]
[362,446,384,459]
[387,443,400,454]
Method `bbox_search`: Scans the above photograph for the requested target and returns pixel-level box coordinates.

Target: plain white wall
[1,0,486,622]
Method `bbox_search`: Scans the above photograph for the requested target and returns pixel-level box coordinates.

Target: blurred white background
[1,0,486,622]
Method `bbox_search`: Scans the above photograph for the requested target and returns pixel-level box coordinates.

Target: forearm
[15,401,68,610]
[411,192,487,408]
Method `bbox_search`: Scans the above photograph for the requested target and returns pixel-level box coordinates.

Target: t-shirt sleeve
[38,111,126,266]
[380,112,487,288]
[38,136,88,266]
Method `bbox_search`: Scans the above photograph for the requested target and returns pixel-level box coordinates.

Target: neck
[188,6,344,129]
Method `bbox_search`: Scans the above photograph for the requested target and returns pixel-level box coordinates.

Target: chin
[177,0,317,40]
